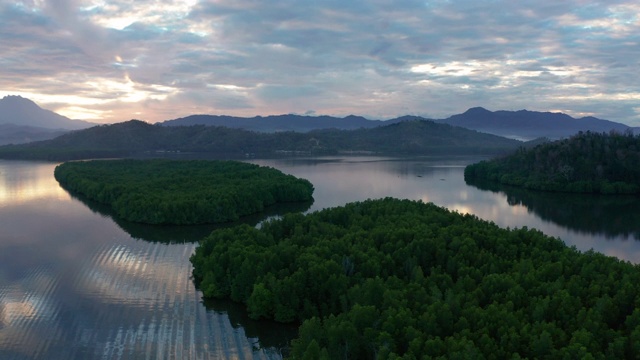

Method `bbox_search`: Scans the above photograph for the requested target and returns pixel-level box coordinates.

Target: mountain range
[160,109,636,141]
[159,114,400,132]
[1,95,638,145]
[439,107,634,140]
[0,95,95,144]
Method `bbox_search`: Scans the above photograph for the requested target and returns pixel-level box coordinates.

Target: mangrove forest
[465,131,640,194]
[54,159,314,225]
[191,197,640,359]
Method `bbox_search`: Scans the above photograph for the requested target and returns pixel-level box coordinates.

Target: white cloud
[1,0,639,125]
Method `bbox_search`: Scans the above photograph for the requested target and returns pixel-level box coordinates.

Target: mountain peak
[1,95,39,108]
[2,95,27,101]
[441,107,629,140]
[0,95,94,130]
[463,107,491,115]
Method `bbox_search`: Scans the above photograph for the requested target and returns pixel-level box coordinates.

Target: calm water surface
[249,156,640,261]
[1,156,640,359]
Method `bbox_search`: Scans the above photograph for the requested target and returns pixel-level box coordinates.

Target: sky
[1,1,639,126]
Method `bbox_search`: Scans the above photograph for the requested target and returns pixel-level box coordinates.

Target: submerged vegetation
[191,197,640,359]
[465,131,640,194]
[54,159,314,225]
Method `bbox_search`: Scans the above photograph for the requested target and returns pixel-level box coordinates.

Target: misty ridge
[159,107,638,141]
[1,95,638,147]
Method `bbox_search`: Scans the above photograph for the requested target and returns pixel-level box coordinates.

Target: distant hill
[0,95,95,130]
[322,119,521,154]
[438,107,631,140]
[160,108,632,141]
[4,95,631,144]
[0,124,68,145]
[0,119,522,161]
[159,114,405,132]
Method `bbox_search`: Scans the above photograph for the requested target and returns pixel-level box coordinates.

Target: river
[1,156,639,359]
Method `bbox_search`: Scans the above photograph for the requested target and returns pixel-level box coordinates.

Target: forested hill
[0,124,68,145]
[465,131,640,194]
[328,119,520,154]
[161,109,635,140]
[0,118,521,161]
[159,113,401,132]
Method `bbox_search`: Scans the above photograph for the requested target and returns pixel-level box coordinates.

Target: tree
[247,283,274,320]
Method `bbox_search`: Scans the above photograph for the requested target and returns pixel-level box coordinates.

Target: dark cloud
[0,0,639,125]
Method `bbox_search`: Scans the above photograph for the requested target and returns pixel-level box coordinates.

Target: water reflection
[0,160,286,359]
[249,156,640,263]
[4,157,640,359]
[204,298,298,358]
[467,179,640,240]
[63,189,313,243]
[248,156,483,213]
[0,161,70,206]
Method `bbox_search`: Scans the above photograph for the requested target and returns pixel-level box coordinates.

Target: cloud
[0,0,639,125]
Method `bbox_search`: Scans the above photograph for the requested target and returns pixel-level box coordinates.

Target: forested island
[54,159,314,225]
[0,119,521,161]
[465,131,640,194]
[191,197,640,359]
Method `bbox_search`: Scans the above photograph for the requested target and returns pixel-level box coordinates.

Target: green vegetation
[465,131,640,194]
[0,119,521,161]
[54,159,314,225]
[191,197,640,359]
[66,188,312,243]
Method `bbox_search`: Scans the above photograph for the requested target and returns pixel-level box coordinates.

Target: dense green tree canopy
[191,197,640,359]
[465,131,640,194]
[54,159,314,225]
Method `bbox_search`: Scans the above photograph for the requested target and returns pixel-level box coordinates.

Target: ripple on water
[1,239,282,360]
